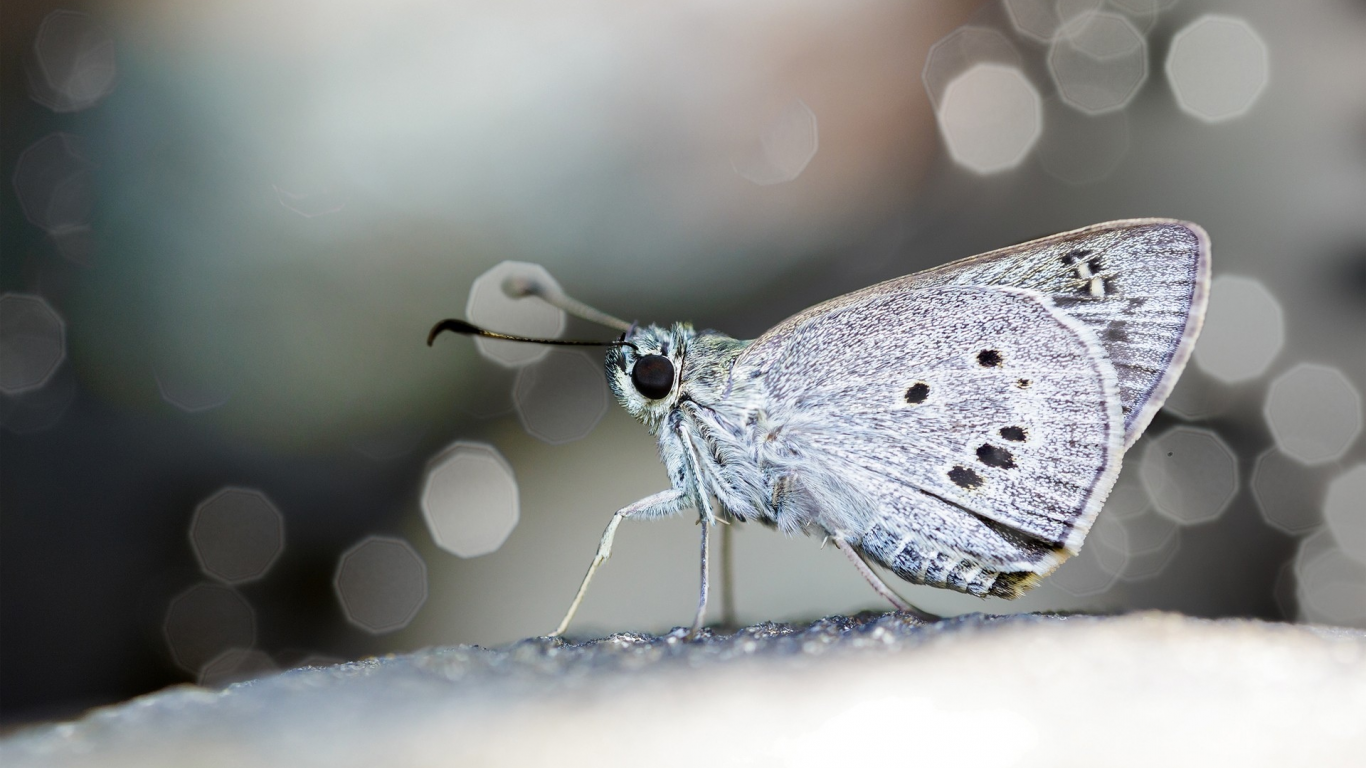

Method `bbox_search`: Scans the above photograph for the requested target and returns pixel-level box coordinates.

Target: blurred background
[2,0,1364,726]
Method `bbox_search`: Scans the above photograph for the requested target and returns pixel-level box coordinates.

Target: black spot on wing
[1061,249,1091,266]
[948,465,983,490]
[1051,295,1097,308]
[977,349,1002,367]
[976,443,1016,469]
[904,382,929,404]
[1016,378,1031,389]
[999,426,1027,442]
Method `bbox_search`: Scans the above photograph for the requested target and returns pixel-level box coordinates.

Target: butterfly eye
[630,355,675,400]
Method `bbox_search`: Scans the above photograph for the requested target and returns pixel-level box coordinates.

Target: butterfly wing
[755,220,1209,449]
[730,285,1123,597]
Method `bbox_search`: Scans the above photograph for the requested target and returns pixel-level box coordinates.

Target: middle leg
[836,538,940,623]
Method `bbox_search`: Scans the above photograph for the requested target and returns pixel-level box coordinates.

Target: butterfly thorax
[606,323,773,522]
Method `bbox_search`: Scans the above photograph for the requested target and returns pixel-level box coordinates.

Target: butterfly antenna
[501,275,633,333]
[427,318,636,350]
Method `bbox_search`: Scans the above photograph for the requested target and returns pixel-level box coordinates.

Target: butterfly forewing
[754,220,1208,449]
[733,285,1123,595]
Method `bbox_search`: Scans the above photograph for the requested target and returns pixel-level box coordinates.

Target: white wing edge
[1115,220,1212,450]
[995,285,1127,562]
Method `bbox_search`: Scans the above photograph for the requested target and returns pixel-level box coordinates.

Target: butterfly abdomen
[859,522,1038,598]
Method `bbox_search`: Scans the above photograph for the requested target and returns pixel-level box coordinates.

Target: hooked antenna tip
[427,318,481,346]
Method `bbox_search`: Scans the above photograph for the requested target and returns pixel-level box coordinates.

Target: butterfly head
[606,323,696,429]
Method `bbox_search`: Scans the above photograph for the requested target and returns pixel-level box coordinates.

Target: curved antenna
[501,275,633,333]
[427,318,637,350]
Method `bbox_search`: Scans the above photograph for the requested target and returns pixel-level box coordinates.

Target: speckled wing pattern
[734,286,1122,597]
[761,220,1209,449]
[729,220,1207,597]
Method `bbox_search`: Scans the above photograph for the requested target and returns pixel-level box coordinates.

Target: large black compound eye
[630,355,675,400]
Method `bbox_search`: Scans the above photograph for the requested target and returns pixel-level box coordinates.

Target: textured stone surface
[3,612,1364,767]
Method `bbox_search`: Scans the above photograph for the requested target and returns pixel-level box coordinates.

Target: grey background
[2,0,1363,725]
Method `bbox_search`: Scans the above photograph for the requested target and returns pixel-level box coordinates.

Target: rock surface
[3,612,1364,767]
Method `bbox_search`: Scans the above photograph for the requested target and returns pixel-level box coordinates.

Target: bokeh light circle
[1263,363,1362,465]
[1323,464,1366,565]
[27,10,118,113]
[0,294,66,395]
[1139,426,1239,526]
[421,441,520,558]
[1047,11,1148,115]
[465,262,566,368]
[733,99,818,186]
[936,63,1042,174]
[1191,275,1284,384]
[162,583,256,675]
[190,487,286,584]
[513,349,609,445]
[334,536,428,633]
[1166,15,1270,123]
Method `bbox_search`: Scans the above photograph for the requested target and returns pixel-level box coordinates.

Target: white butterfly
[430,218,1210,635]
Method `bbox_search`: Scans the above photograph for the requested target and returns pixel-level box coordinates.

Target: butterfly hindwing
[733,285,1123,595]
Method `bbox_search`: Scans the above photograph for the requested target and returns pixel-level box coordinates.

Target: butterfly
[428,218,1210,635]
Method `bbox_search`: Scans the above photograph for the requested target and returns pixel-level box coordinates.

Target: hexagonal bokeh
[12,133,95,234]
[334,536,428,633]
[0,294,66,396]
[26,10,117,113]
[1036,98,1129,185]
[922,27,1022,111]
[1002,0,1104,43]
[1252,448,1325,535]
[513,349,609,445]
[1295,536,1366,627]
[733,99,818,186]
[1166,15,1270,123]
[1,365,78,435]
[1139,426,1239,526]
[465,261,566,367]
[162,583,256,674]
[1048,11,1147,115]
[198,647,277,687]
[422,441,519,558]
[1263,363,1362,466]
[1191,275,1284,384]
[936,63,1042,175]
[1051,511,1129,597]
[1324,464,1366,565]
[190,488,285,584]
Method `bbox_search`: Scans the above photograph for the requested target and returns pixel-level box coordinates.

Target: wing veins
[914,487,1064,550]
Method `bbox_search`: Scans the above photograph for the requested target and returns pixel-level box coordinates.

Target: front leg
[549,488,687,637]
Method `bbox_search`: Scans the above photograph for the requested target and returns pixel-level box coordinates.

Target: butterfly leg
[835,538,940,623]
[688,518,711,638]
[549,488,687,638]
